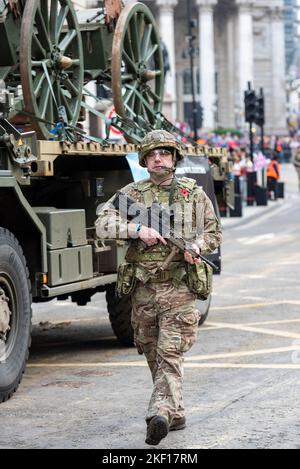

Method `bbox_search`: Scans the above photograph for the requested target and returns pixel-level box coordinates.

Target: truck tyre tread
[106,285,134,347]
[197,294,212,326]
[0,228,32,403]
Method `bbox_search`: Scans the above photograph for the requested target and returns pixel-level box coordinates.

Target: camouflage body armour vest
[125,177,199,275]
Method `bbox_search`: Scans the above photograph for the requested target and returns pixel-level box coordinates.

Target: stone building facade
[138,0,287,135]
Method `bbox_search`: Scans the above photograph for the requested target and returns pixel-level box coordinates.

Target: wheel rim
[0,273,18,361]
[20,0,84,139]
[112,3,164,127]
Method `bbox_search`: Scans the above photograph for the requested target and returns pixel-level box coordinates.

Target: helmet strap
[149,166,176,186]
[173,148,177,166]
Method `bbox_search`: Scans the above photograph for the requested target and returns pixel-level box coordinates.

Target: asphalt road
[0,164,300,449]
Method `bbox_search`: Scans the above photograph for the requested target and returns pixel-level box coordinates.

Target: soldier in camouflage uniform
[96,130,222,445]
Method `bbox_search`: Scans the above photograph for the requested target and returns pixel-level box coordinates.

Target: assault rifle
[112,191,219,272]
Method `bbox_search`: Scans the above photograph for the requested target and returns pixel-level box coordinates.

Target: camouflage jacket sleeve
[193,188,222,255]
[95,183,138,240]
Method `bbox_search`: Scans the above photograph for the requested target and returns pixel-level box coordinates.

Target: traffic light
[244,89,257,123]
[255,94,265,127]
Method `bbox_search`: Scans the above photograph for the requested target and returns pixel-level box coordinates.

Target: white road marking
[207,321,300,340]
[237,285,300,293]
[27,361,300,370]
[237,233,275,245]
[217,273,268,279]
[184,363,300,369]
[240,296,267,301]
[245,318,300,326]
[186,345,300,362]
[276,260,300,266]
[210,300,300,311]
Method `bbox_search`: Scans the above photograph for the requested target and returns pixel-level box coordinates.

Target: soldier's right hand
[138,226,167,247]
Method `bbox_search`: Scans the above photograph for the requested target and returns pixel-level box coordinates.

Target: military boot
[145,416,169,446]
[170,416,186,431]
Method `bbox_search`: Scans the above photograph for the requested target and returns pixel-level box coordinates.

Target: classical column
[156,0,178,121]
[196,0,217,130]
[269,4,287,134]
[226,12,236,128]
[236,0,254,111]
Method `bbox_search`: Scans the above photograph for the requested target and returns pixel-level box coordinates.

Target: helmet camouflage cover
[138,130,185,167]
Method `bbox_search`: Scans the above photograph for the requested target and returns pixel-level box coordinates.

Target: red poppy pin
[180,188,190,200]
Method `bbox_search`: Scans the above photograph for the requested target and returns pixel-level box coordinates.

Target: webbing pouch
[185,261,213,300]
[116,263,136,297]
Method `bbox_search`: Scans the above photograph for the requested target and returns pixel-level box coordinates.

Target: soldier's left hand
[184,244,202,265]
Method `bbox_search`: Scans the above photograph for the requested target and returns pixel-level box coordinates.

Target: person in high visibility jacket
[267,155,281,200]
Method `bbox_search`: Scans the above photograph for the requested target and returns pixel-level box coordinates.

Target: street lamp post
[187,0,198,141]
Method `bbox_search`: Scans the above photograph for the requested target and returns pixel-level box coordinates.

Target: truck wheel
[106,285,134,347]
[0,228,32,403]
[197,294,212,326]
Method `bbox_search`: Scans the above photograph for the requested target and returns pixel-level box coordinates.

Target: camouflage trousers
[131,280,199,424]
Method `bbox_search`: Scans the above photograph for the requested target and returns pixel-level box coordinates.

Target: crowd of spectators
[176,123,300,201]
[177,122,298,163]
[203,133,297,163]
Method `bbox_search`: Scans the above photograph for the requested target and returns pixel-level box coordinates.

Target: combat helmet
[138,130,184,167]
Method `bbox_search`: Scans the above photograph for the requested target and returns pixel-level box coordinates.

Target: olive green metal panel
[0,3,21,65]
[47,245,93,287]
[34,208,87,250]
[73,8,110,75]
[0,21,18,66]
[81,27,108,72]
[0,174,47,272]
[41,273,117,299]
